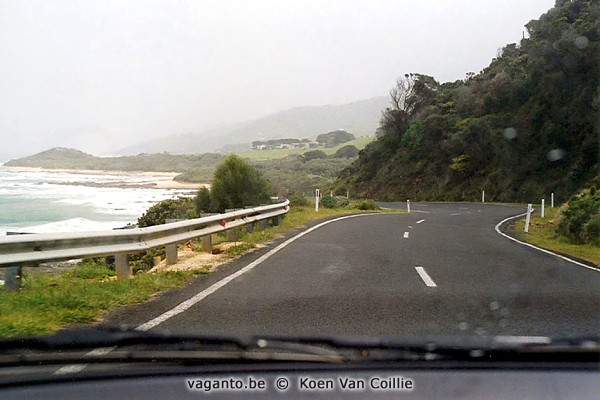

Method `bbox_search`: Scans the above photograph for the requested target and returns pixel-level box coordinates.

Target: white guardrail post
[0,200,290,291]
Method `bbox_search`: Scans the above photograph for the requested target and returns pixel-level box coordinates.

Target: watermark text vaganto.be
[186,375,414,393]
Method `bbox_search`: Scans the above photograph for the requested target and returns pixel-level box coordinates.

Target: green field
[235,136,374,160]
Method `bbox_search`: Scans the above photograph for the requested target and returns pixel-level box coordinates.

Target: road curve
[103,203,600,338]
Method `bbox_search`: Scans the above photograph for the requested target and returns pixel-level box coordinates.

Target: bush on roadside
[321,195,338,208]
[130,197,197,272]
[194,187,212,214]
[210,155,273,212]
[556,185,600,245]
[584,215,600,246]
[351,199,380,210]
[287,190,309,207]
[138,197,196,228]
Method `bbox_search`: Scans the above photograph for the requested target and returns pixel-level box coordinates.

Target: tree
[333,145,359,158]
[210,154,272,212]
[194,186,211,214]
[302,150,328,161]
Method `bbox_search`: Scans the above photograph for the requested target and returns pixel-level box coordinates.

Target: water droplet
[489,301,500,311]
[475,327,487,336]
[547,149,565,162]
[574,36,589,49]
[469,349,485,358]
[503,127,517,140]
[458,322,469,331]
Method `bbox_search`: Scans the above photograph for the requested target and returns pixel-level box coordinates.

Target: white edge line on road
[403,232,409,239]
[136,213,380,332]
[416,219,425,224]
[495,213,600,273]
[415,267,437,287]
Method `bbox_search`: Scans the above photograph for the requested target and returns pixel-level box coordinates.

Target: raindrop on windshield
[469,349,485,358]
[574,36,589,49]
[547,148,566,162]
[475,327,487,336]
[503,127,517,140]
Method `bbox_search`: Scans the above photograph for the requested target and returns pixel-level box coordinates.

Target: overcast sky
[0,0,556,159]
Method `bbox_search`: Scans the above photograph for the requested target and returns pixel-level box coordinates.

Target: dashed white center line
[416,219,425,224]
[415,267,437,287]
[403,232,409,238]
[450,213,461,216]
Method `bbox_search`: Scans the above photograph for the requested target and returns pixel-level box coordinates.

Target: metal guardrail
[0,200,289,290]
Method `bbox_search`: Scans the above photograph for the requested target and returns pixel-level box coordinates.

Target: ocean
[0,167,196,236]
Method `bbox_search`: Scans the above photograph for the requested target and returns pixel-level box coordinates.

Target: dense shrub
[557,186,600,245]
[352,199,380,210]
[194,187,212,214]
[210,155,272,212]
[287,190,309,207]
[138,197,196,228]
[321,195,338,208]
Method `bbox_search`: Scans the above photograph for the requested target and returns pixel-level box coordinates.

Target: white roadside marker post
[525,203,533,233]
[315,189,320,212]
[551,192,554,208]
[482,190,485,203]
[541,199,545,218]
[407,199,411,213]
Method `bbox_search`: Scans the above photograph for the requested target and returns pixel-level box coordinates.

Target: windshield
[0,0,598,394]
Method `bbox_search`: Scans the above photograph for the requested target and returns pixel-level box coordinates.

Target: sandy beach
[0,166,206,190]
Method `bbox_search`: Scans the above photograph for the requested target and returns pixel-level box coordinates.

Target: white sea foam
[0,169,194,236]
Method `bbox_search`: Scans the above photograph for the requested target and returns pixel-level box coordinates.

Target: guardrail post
[115,253,132,279]
[271,215,281,226]
[201,235,212,253]
[165,244,178,265]
[4,266,23,291]
[227,227,237,241]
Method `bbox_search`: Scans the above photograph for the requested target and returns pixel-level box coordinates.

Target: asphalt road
[103,203,600,338]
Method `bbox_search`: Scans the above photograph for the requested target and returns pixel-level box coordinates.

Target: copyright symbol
[275,377,289,391]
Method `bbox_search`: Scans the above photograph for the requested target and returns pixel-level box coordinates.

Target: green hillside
[4,147,223,173]
[333,0,599,204]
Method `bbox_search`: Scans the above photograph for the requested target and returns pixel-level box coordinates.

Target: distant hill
[4,147,223,173]
[117,97,389,155]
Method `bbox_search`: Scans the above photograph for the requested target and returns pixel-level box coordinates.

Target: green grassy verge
[508,207,600,266]
[234,136,374,160]
[0,259,210,338]
[0,202,392,338]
